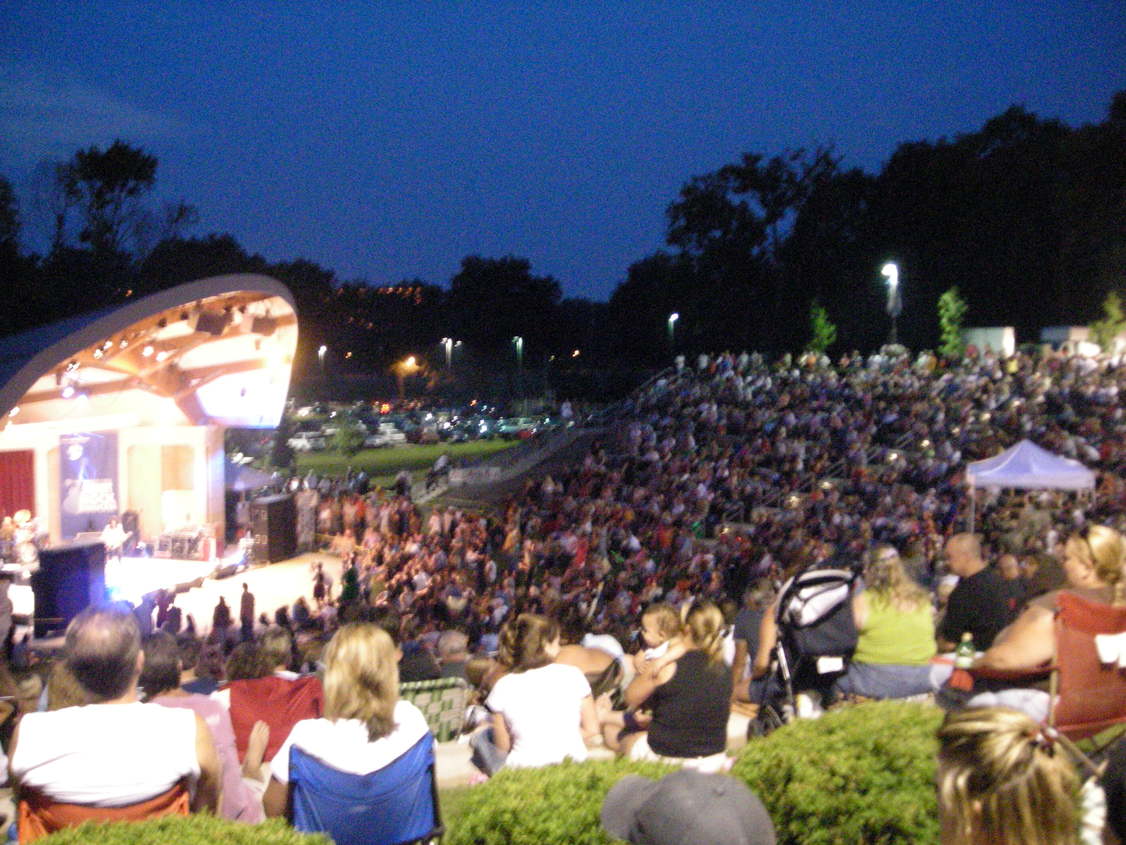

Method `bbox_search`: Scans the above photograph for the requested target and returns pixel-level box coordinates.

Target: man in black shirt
[937,533,1014,651]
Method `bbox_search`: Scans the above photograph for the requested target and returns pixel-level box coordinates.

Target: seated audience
[969,524,1126,719]
[9,605,219,836]
[471,613,599,775]
[835,545,939,699]
[622,600,732,772]
[141,631,267,823]
[217,626,323,763]
[936,707,1079,845]
[436,630,470,681]
[554,605,620,698]
[263,623,431,817]
[937,533,1015,652]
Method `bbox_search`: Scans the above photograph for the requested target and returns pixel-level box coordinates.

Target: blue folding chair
[289,732,442,845]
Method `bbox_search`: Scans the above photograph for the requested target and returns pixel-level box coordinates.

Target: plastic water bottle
[954,631,975,669]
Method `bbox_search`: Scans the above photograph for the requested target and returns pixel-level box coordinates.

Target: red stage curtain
[0,450,35,517]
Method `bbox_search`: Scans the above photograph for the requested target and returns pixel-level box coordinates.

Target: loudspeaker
[193,311,229,335]
[250,316,276,335]
[32,542,107,637]
[249,495,296,563]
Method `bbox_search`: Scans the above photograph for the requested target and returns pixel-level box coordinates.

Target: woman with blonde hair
[263,624,431,817]
[469,613,600,776]
[834,544,939,699]
[971,523,1126,719]
[936,707,1079,845]
[621,600,732,772]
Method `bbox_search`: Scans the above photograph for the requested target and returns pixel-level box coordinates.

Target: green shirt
[853,595,936,666]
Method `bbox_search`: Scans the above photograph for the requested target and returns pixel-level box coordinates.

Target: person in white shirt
[264,623,431,816]
[10,605,219,814]
[470,613,600,775]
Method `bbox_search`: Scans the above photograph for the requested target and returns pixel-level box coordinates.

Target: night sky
[2,2,1123,301]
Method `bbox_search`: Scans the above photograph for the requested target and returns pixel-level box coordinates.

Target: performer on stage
[101,516,129,564]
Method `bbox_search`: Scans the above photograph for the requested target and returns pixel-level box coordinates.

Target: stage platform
[14,549,344,646]
[106,555,221,605]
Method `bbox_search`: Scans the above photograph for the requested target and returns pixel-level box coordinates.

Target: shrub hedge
[38,816,331,845]
[447,700,941,845]
[733,700,943,844]
[445,757,676,845]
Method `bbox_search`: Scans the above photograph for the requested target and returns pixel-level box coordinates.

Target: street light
[880,263,902,345]
[391,355,420,400]
[513,336,524,415]
[441,337,461,370]
[667,312,679,352]
[317,344,327,378]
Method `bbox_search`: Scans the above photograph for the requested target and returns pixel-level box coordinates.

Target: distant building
[962,326,1015,357]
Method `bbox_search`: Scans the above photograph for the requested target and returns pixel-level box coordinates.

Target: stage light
[142,345,154,357]
[93,349,103,359]
[119,339,128,349]
[8,406,18,418]
[61,385,76,399]
[156,350,170,362]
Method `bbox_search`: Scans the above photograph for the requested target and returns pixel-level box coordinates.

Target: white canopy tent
[965,439,1096,528]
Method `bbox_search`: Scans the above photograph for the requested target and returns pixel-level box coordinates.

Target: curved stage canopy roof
[0,274,297,431]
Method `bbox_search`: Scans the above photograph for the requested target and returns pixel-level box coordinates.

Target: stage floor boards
[142,551,345,636]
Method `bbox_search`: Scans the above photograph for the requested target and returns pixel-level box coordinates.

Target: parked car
[497,417,537,440]
[376,422,407,444]
[287,431,328,451]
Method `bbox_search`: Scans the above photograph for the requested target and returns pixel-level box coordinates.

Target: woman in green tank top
[835,545,941,700]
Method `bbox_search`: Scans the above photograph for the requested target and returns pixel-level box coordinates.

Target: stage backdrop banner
[60,432,119,538]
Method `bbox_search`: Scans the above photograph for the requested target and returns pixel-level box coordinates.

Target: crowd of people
[3,345,1126,842]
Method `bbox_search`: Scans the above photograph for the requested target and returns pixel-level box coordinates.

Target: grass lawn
[294,439,517,482]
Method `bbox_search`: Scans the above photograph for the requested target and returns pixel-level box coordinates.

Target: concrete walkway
[432,711,752,788]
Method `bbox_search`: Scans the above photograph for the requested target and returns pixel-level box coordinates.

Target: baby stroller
[748,557,861,738]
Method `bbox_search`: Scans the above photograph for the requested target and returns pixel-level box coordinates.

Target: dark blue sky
[2,2,1123,301]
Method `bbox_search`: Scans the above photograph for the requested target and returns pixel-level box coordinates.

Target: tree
[806,301,837,354]
[663,146,840,351]
[0,175,19,249]
[447,255,562,357]
[937,287,969,359]
[139,233,267,294]
[58,140,157,255]
[1089,291,1126,353]
[332,419,366,457]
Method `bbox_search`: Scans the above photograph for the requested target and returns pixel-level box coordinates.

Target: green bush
[444,758,675,845]
[38,816,331,845]
[733,700,943,844]
[445,702,941,844]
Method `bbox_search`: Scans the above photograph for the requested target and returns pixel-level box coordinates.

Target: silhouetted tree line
[1,92,1122,379]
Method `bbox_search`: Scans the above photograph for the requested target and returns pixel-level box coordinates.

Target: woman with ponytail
[936,707,1080,844]
[471,613,600,775]
[620,600,732,772]
[970,524,1126,719]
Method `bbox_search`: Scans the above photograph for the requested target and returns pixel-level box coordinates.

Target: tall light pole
[441,337,454,370]
[513,336,524,415]
[392,355,419,400]
[667,312,679,354]
[317,344,327,379]
[880,263,902,345]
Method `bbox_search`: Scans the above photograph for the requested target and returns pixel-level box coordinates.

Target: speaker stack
[249,494,296,563]
[31,542,107,638]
